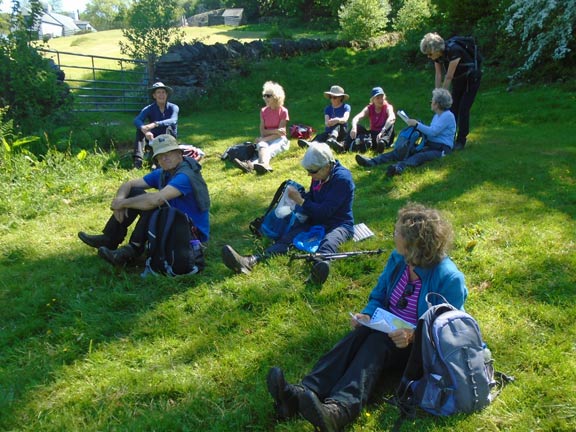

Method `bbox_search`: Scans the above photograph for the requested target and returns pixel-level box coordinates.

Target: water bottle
[190,239,202,257]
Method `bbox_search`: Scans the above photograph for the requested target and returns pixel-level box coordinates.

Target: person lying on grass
[266,202,467,432]
[222,142,355,285]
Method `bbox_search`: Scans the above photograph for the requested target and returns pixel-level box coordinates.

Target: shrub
[393,0,435,33]
[338,0,392,42]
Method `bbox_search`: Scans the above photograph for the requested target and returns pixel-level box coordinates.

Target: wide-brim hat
[370,86,385,101]
[151,134,181,158]
[148,81,173,97]
[324,85,349,101]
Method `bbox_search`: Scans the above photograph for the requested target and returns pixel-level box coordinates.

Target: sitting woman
[356,88,456,177]
[266,202,467,432]
[298,85,351,153]
[345,86,396,153]
[233,81,290,174]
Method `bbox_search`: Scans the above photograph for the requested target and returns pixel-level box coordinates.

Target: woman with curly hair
[266,203,468,432]
[233,81,290,174]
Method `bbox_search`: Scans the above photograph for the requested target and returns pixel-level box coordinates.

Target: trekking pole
[289,248,384,262]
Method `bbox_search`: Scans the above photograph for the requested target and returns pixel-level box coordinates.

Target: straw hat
[324,85,349,101]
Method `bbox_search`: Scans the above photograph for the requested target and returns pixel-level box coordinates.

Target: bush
[393,0,435,33]
[338,0,392,42]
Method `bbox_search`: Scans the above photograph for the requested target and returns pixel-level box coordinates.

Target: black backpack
[143,207,204,277]
[221,141,257,162]
[390,293,513,423]
[446,36,483,78]
[249,179,306,239]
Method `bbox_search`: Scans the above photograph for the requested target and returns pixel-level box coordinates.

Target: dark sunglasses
[396,283,415,309]
[307,167,321,174]
[262,94,273,98]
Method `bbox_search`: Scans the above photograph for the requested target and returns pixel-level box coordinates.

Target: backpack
[221,141,257,162]
[249,179,307,240]
[290,124,315,140]
[446,36,483,78]
[142,207,204,277]
[391,126,425,160]
[393,293,513,419]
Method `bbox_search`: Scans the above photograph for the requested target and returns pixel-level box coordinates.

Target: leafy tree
[83,0,130,30]
[502,0,575,82]
[338,0,391,42]
[119,0,185,79]
[393,0,435,33]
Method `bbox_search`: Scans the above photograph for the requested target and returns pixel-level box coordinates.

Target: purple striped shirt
[388,266,422,325]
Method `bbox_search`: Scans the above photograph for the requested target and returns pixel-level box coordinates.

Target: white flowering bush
[503,0,575,81]
[338,0,392,42]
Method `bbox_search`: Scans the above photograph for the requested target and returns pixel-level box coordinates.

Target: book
[351,308,415,333]
[397,109,410,124]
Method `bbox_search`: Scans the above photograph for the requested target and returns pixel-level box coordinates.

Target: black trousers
[452,74,481,145]
[301,326,410,419]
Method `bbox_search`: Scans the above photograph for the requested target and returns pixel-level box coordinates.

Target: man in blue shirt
[79,135,210,268]
[133,82,180,169]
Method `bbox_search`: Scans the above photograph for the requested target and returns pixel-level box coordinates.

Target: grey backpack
[393,293,513,419]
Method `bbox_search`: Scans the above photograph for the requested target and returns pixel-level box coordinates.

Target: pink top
[261,106,289,129]
[388,266,422,325]
[368,102,392,132]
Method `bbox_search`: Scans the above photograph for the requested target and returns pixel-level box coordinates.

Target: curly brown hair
[395,203,453,267]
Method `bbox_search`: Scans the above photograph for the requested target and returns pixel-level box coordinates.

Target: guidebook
[351,307,415,333]
[397,109,410,125]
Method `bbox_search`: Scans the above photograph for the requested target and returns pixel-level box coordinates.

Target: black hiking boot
[355,154,376,168]
[310,260,330,285]
[221,244,258,274]
[266,367,306,420]
[233,158,254,173]
[78,232,115,249]
[298,390,350,432]
[98,244,137,266]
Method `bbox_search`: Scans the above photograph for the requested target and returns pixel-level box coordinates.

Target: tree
[338,0,391,42]
[119,0,184,80]
[83,0,130,30]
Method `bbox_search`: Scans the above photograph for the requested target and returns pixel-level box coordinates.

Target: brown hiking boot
[221,244,258,274]
[233,158,254,173]
[266,367,306,420]
[98,244,137,266]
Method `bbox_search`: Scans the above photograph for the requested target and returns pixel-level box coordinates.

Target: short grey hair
[432,88,453,110]
[420,32,445,55]
[301,142,335,172]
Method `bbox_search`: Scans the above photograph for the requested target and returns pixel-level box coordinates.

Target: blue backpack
[249,180,306,240]
[392,126,425,160]
[393,293,513,419]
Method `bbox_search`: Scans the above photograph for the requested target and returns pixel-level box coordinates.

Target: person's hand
[389,328,415,349]
[350,313,370,328]
[112,208,127,223]
[406,119,418,127]
[287,186,303,205]
[145,131,154,141]
[349,128,357,139]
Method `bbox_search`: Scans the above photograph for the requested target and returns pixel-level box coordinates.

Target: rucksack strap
[489,371,515,403]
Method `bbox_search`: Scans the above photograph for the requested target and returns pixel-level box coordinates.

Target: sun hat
[148,82,173,97]
[324,85,349,101]
[301,142,335,172]
[370,86,386,101]
[151,134,181,158]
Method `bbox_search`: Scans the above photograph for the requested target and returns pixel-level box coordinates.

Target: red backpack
[290,124,314,140]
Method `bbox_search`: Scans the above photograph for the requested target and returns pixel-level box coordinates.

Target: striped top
[388,266,422,325]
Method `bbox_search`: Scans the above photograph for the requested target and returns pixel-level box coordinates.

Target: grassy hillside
[1,44,575,431]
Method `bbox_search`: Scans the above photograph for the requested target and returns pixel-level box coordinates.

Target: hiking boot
[253,163,273,174]
[233,158,254,173]
[98,244,137,266]
[221,244,258,274]
[386,164,401,177]
[78,232,115,249]
[355,154,375,168]
[298,139,310,149]
[454,140,466,151]
[326,137,345,153]
[298,390,350,432]
[310,260,330,285]
[266,367,306,420]
[133,157,143,169]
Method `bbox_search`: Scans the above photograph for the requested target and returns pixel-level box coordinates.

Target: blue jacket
[361,250,467,318]
[134,101,179,137]
[300,161,355,233]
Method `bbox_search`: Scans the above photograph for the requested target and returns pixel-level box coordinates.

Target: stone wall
[155,38,349,101]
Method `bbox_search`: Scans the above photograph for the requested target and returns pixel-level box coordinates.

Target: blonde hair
[420,32,445,55]
[395,202,453,267]
[262,81,285,108]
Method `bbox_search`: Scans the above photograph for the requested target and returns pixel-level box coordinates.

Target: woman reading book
[266,203,468,432]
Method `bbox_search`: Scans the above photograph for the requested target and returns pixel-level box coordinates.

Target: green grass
[0,46,575,431]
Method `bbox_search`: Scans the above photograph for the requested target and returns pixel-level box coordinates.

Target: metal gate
[39,48,150,112]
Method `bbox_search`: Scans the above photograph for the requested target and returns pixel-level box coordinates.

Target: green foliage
[502,0,576,83]
[82,0,130,31]
[338,0,392,42]
[393,0,435,33]
[0,0,73,134]
[119,0,185,75]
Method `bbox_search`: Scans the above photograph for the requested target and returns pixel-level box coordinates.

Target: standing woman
[233,81,290,174]
[420,32,482,150]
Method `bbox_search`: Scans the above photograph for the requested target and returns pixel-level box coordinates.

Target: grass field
[1,34,576,431]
